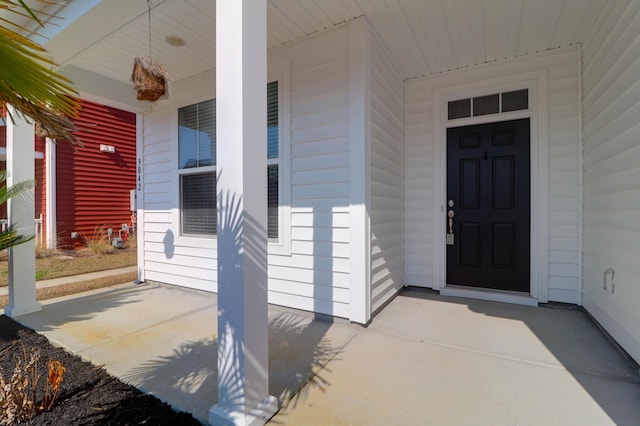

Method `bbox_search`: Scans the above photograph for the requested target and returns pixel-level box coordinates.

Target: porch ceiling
[6,0,607,110]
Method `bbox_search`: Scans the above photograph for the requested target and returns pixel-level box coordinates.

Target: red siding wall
[56,100,136,249]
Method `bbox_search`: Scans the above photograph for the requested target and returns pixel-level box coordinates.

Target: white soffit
[16,0,607,99]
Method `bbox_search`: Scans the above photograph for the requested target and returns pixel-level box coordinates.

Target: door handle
[448,210,454,233]
[447,209,455,245]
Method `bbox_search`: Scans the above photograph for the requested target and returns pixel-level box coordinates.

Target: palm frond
[0,171,35,250]
[0,0,81,145]
[0,224,34,251]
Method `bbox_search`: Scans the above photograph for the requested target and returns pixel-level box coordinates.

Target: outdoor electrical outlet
[603,268,615,294]
[71,232,79,239]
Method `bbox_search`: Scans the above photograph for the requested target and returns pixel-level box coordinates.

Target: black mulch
[0,315,202,425]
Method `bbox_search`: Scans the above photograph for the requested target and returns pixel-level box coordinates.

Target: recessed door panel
[461,159,480,209]
[492,156,515,209]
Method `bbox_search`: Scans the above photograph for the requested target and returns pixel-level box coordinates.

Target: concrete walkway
[15,284,640,425]
[0,265,137,296]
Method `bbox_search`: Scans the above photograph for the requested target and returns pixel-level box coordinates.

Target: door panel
[446,119,530,292]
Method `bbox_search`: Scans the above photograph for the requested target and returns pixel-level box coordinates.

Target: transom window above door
[448,89,528,120]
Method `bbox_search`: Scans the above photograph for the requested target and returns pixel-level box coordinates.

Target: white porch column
[4,105,40,317]
[209,1,277,425]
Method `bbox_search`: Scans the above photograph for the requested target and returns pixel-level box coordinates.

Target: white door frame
[431,70,549,305]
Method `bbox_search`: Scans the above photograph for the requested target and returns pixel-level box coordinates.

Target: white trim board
[45,138,56,249]
[431,70,549,304]
[0,148,44,160]
[135,113,145,283]
[348,17,371,324]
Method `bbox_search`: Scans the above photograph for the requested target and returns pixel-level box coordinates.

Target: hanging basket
[131,55,168,102]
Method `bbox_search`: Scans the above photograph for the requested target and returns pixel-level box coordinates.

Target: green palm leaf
[0,171,34,251]
[0,0,81,145]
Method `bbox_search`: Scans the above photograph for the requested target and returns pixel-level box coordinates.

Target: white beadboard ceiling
[6,0,607,106]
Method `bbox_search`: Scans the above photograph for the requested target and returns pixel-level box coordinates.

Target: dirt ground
[0,315,200,425]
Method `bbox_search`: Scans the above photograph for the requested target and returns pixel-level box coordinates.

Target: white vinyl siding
[269,24,351,318]
[405,78,434,287]
[368,31,405,313]
[581,0,640,363]
[140,108,218,290]
[140,23,352,317]
[405,48,581,303]
[547,59,581,303]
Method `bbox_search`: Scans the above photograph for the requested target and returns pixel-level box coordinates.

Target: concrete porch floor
[16,283,640,425]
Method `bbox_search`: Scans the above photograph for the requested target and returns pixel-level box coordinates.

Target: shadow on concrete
[401,288,640,426]
[15,286,145,332]
[121,310,338,423]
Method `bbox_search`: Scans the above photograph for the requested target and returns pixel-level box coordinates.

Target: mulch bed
[0,315,201,425]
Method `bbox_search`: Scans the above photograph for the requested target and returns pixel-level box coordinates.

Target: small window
[502,89,528,112]
[473,94,499,116]
[448,98,471,120]
[448,88,529,121]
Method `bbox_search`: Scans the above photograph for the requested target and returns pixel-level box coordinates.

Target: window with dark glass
[448,88,530,121]
[448,98,471,120]
[179,81,279,238]
[472,94,499,116]
[179,99,216,169]
[181,173,216,235]
[266,81,279,239]
[501,89,528,112]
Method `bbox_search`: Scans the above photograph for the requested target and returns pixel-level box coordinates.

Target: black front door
[446,119,530,292]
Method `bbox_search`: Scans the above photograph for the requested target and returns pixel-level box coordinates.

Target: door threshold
[440,285,538,307]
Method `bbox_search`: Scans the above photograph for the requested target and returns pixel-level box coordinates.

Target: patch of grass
[81,227,115,255]
[35,240,56,259]
[0,250,136,287]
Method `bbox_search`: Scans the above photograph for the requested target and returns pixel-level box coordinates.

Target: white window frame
[177,98,217,238]
[172,64,291,255]
[268,64,292,256]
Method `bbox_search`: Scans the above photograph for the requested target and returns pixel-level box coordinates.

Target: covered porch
[3,0,640,424]
[17,282,640,424]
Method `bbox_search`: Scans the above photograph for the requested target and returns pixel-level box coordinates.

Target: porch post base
[209,395,278,426]
[4,302,42,318]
